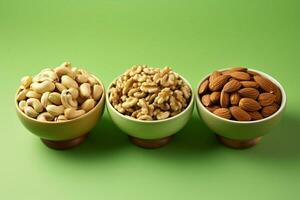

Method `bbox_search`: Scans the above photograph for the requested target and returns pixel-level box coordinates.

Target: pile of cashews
[16,62,103,122]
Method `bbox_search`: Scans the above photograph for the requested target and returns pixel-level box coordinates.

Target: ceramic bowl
[195,68,286,149]
[106,75,194,148]
[15,76,105,150]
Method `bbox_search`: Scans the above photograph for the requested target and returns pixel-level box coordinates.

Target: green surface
[1,0,300,199]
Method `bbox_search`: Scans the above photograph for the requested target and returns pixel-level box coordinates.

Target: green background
[1,0,299,199]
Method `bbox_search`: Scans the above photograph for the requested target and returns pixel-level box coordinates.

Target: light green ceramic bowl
[195,68,287,142]
[106,75,194,141]
[15,76,105,149]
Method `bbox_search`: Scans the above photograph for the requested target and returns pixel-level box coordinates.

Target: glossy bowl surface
[106,75,194,140]
[15,76,106,141]
[195,68,287,140]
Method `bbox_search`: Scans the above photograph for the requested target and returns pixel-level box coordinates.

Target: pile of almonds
[198,67,282,121]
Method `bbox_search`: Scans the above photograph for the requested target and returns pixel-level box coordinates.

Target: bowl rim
[15,74,106,124]
[106,71,194,124]
[195,67,287,124]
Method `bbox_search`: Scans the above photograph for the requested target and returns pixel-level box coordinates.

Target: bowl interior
[15,74,106,141]
[15,74,105,124]
[195,68,287,124]
[106,73,194,124]
[105,72,195,139]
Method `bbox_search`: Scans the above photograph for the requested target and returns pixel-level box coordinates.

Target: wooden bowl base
[128,135,174,149]
[216,135,262,149]
[41,133,89,150]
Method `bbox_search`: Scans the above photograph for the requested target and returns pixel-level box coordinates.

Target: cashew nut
[93,84,103,101]
[46,105,65,116]
[64,108,85,120]
[68,88,79,99]
[88,76,98,86]
[24,106,39,118]
[18,100,27,111]
[76,69,89,77]
[48,92,62,105]
[55,115,68,122]
[21,76,32,88]
[30,80,55,93]
[61,62,72,68]
[81,99,96,112]
[27,98,43,113]
[76,74,88,84]
[41,92,51,108]
[37,112,54,122]
[55,82,67,93]
[61,89,78,108]
[54,63,76,79]
[26,90,42,99]
[32,69,58,82]
[16,89,29,101]
[79,83,91,98]
[61,75,78,89]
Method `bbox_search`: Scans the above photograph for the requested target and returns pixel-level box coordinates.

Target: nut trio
[16,64,282,123]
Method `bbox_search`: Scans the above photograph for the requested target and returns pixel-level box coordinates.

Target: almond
[198,79,209,95]
[201,68,282,122]
[238,88,259,99]
[258,93,276,106]
[229,67,248,71]
[222,67,248,75]
[253,75,277,93]
[209,71,222,82]
[206,105,220,112]
[209,75,230,91]
[220,91,229,108]
[213,108,231,119]
[223,79,242,92]
[210,91,221,104]
[274,87,282,104]
[201,94,211,106]
[230,92,240,105]
[239,98,262,111]
[261,104,279,118]
[230,106,251,121]
[229,71,251,81]
[247,111,263,120]
[247,70,259,76]
[240,81,259,88]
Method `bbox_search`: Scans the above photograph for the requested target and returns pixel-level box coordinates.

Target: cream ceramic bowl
[106,75,194,148]
[195,68,286,148]
[15,75,105,150]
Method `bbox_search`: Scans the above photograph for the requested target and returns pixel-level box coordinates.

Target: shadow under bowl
[106,75,194,149]
[15,77,106,150]
[195,68,287,149]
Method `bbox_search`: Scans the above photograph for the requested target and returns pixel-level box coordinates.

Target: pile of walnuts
[109,65,192,120]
